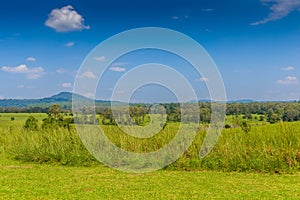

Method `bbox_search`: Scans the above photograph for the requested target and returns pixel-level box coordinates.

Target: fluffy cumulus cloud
[45,5,90,32]
[26,57,36,62]
[1,64,44,79]
[281,66,295,71]
[252,0,300,25]
[61,82,72,88]
[277,76,299,85]
[0,95,4,100]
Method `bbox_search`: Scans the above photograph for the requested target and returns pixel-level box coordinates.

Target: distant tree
[24,116,38,130]
[48,104,62,119]
[42,104,72,129]
[240,120,251,134]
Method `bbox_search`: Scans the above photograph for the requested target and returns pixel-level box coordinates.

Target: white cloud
[199,77,209,82]
[26,57,36,62]
[108,62,127,72]
[17,85,25,89]
[80,70,97,79]
[61,82,72,88]
[277,76,299,85]
[109,66,126,72]
[94,56,106,62]
[251,0,300,25]
[56,68,68,74]
[83,92,94,99]
[65,42,75,47]
[202,8,214,12]
[1,64,44,79]
[172,15,189,20]
[45,5,90,32]
[0,95,4,100]
[281,66,295,71]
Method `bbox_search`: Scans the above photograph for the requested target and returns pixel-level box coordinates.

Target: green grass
[1,113,300,199]
[1,113,300,173]
[0,157,300,199]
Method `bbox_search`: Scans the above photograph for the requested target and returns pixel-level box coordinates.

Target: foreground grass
[0,157,300,199]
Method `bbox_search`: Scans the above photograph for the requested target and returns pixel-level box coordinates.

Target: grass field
[1,113,300,199]
[1,113,300,173]
[1,157,300,199]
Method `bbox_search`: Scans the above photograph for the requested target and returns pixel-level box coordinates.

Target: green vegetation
[24,116,38,130]
[1,112,300,173]
[1,106,300,199]
[0,156,300,199]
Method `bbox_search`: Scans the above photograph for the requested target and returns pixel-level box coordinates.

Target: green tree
[24,116,38,130]
[48,104,62,119]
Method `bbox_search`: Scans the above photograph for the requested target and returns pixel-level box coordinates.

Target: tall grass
[0,115,300,173]
[173,122,300,173]
[0,125,96,166]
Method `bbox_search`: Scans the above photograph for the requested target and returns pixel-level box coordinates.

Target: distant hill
[227,99,254,103]
[188,99,255,103]
[0,92,111,108]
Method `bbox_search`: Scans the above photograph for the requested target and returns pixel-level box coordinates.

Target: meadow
[1,113,300,173]
[1,113,300,199]
[1,156,300,199]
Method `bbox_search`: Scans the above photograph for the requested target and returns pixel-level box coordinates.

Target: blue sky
[0,0,300,101]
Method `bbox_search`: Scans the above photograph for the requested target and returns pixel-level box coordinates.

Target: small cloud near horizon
[61,82,72,88]
[277,76,299,85]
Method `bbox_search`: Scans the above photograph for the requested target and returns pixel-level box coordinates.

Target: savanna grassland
[1,112,300,199]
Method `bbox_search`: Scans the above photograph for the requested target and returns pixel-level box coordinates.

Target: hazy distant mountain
[227,99,254,103]
[0,92,110,108]
[188,99,255,103]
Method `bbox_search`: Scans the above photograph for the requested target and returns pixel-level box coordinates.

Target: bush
[24,116,38,131]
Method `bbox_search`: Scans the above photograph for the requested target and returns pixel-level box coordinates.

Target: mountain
[41,92,91,103]
[0,92,110,108]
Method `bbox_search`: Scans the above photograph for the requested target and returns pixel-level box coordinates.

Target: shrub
[24,116,38,130]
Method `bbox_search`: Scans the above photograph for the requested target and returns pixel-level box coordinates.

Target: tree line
[5,101,300,127]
